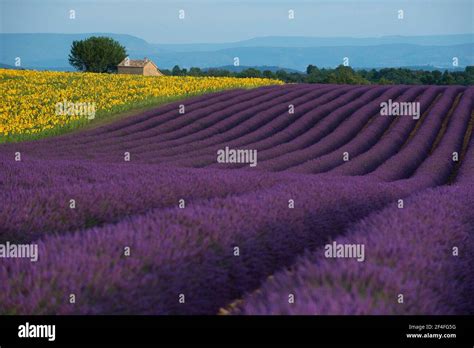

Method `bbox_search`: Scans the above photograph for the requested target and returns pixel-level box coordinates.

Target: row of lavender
[1,149,472,314]
[1,85,389,165]
[0,159,285,242]
[3,85,469,176]
[0,84,472,315]
[229,174,474,314]
[1,86,471,242]
[1,96,472,313]
[0,172,430,314]
[228,89,474,315]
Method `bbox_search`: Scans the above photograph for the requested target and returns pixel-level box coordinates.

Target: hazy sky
[1,0,473,43]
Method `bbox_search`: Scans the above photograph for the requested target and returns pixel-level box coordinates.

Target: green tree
[464,66,474,85]
[262,70,274,79]
[377,77,393,85]
[420,72,435,85]
[326,65,370,84]
[69,36,127,73]
[172,65,184,76]
[207,68,231,77]
[441,71,455,85]
[275,70,289,81]
[306,64,319,75]
[238,68,262,78]
[188,67,202,76]
[306,65,324,83]
[432,70,442,84]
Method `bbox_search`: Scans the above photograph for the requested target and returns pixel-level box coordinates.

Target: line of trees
[163,64,474,86]
[67,36,473,86]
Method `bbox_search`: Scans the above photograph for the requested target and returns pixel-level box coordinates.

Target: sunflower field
[0,68,282,141]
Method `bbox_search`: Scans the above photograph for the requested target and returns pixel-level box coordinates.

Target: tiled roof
[118,59,152,68]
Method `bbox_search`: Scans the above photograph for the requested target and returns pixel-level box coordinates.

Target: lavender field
[1,84,473,315]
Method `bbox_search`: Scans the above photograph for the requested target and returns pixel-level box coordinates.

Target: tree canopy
[163,64,473,86]
[69,36,127,73]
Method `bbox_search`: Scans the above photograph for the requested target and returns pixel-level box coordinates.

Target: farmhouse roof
[118,58,158,69]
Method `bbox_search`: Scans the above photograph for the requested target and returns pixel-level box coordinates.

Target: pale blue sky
[1,0,473,43]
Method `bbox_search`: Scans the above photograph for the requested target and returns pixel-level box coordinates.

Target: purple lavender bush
[0,84,472,315]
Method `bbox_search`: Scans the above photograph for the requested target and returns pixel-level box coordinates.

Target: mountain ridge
[1,33,473,71]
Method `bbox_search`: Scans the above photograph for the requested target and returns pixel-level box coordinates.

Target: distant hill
[390,65,467,72]
[0,63,22,69]
[1,33,473,71]
[154,34,474,51]
[204,65,303,73]
[156,44,473,71]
